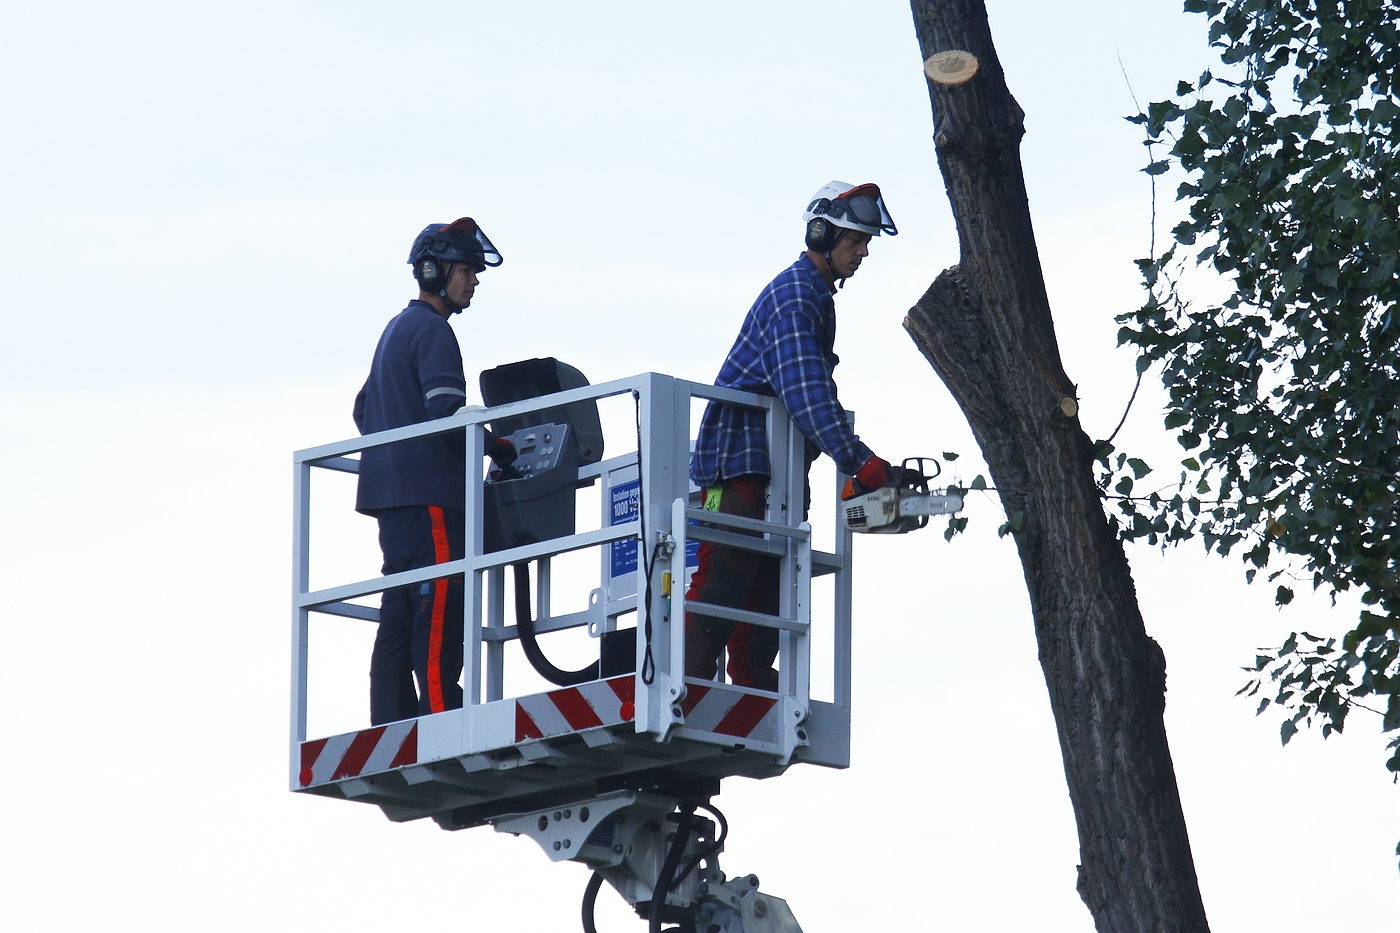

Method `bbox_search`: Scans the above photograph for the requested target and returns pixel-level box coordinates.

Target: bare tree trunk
[904,3,1210,931]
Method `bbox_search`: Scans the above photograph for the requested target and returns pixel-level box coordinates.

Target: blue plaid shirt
[691,253,873,486]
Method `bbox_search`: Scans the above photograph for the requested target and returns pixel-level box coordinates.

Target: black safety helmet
[409,217,502,293]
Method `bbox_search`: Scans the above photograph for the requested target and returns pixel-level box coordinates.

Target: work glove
[486,434,521,481]
[488,435,518,466]
[843,455,903,500]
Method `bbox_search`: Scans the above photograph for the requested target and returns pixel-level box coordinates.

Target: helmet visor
[439,216,503,268]
[833,184,897,236]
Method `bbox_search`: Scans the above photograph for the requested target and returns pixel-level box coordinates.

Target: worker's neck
[804,250,838,292]
[418,291,453,318]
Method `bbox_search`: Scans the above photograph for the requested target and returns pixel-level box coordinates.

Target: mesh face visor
[812,184,898,236]
[409,217,503,272]
[438,216,503,268]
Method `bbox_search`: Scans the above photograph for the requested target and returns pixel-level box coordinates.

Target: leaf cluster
[1112,0,1400,778]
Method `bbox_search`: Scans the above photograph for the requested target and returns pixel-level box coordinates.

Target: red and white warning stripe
[679,684,779,743]
[299,720,418,787]
[515,675,636,742]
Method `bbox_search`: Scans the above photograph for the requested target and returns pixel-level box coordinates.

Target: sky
[0,1,1396,931]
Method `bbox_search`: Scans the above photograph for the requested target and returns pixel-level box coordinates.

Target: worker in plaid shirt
[685,181,902,690]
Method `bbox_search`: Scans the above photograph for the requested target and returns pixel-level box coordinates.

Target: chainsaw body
[841,457,963,534]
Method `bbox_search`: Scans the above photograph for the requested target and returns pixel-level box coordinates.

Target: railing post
[289,459,311,788]
[635,374,687,737]
[465,422,485,710]
[768,400,807,704]
[535,557,551,630]
[669,496,688,687]
[833,468,854,710]
[793,523,812,706]
[486,566,505,702]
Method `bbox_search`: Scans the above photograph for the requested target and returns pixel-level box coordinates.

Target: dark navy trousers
[370,505,465,725]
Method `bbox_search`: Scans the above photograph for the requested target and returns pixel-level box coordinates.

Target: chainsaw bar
[898,492,963,517]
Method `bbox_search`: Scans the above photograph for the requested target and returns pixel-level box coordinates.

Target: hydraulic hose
[673,802,727,889]
[649,804,697,933]
[514,562,599,687]
[581,871,604,933]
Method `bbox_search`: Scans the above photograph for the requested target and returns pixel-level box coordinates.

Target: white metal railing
[290,372,853,789]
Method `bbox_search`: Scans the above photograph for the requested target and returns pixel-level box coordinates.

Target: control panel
[506,423,569,477]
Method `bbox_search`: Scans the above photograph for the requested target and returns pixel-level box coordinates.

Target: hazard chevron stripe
[299,720,417,787]
[514,675,636,742]
[679,684,779,743]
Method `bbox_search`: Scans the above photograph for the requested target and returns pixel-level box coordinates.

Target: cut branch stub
[924,50,980,85]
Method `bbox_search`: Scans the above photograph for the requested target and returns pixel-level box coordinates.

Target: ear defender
[805,217,838,252]
[415,257,443,293]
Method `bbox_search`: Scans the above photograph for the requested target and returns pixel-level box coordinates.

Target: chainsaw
[841,457,963,534]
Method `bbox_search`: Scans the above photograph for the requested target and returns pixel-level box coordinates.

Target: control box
[483,422,578,553]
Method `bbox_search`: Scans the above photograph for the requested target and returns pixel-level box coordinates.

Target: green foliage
[1112,0,1400,777]
[935,454,1000,542]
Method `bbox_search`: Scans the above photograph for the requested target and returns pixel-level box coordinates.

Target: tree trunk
[904,3,1211,931]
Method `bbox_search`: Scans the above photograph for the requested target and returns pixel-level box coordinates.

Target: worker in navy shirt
[354,217,516,725]
[685,182,903,690]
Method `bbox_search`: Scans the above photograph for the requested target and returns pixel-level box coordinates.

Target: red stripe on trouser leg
[388,723,418,768]
[427,506,450,713]
[713,694,776,738]
[332,727,387,779]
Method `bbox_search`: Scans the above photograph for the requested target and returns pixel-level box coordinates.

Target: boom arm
[493,790,803,933]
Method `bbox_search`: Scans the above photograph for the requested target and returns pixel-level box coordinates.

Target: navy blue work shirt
[353,300,471,514]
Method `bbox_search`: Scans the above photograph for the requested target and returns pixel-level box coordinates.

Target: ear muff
[806,217,838,252]
[806,217,848,254]
[415,256,444,293]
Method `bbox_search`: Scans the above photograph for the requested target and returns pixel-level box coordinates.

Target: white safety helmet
[802,181,898,249]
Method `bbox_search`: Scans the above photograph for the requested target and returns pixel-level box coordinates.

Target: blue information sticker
[610,480,640,577]
[610,479,700,578]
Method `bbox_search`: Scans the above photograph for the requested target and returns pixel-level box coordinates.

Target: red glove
[487,435,517,466]
[855,455,897,492]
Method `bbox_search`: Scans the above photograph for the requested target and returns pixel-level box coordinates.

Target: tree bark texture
[904,3,1211,931]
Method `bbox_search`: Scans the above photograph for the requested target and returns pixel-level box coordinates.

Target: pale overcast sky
[1,2,1394,931]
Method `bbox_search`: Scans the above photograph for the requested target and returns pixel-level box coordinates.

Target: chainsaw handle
[901,457,940,495]
[844,456,943,500]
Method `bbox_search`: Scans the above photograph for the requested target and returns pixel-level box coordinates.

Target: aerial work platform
[290,371,854,831]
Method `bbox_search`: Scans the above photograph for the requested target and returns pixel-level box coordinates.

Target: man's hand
[842,454,902,499]
[857,454,900,489]
[489,435,518,466]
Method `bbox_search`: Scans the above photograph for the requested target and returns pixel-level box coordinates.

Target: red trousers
[683,475,780,687]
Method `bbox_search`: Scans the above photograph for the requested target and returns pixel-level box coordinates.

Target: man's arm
[416,325,469,420]
[761,293,874,477]
[414,327,515,464]
[353,383,367,433]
